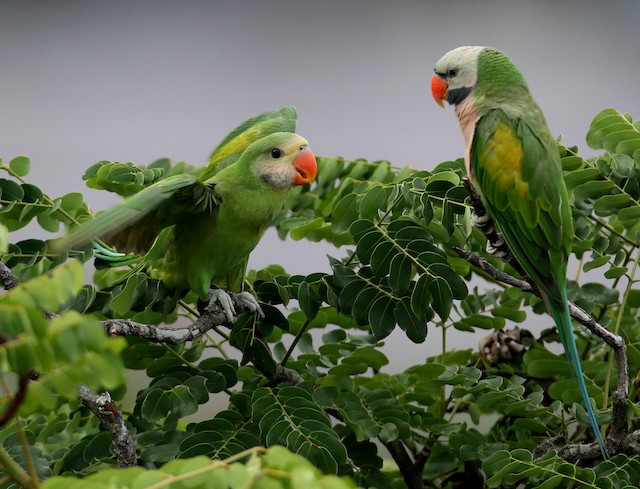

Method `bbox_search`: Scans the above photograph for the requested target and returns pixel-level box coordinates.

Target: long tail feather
[550,289,608,458]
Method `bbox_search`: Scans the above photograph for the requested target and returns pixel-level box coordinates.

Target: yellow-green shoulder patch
[478,122,529,200]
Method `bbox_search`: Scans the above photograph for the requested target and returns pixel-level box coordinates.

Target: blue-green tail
[550,289,608,458]
[92,241,141,268]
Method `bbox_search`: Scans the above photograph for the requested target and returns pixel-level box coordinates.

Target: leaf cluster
[1,108,640,488]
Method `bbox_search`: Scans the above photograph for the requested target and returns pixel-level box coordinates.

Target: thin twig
[78,385,137,468]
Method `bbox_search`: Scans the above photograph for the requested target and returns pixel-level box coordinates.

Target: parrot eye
[448,68,457,77]
[270,148,283,159]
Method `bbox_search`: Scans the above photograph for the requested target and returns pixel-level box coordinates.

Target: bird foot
[206,289,264,323]
[234,291,265,318]
[207,289,237,323]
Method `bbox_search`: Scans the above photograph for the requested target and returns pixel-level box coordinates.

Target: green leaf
[618,206,640,226]
[370,240,395,276]
[574,179,616,200]
[388,253,412,295]
[411,274,431,319]
[564,168,602,190]
[252,386,347,474]
[351,287,380,326]
[594,193,632,215]
[368,295,396,339]
[492,306,526,323]
[338,388,410,443]
[289,217,325,240]
[604,266,627,279]
[525,348,569,377]
[355,228,383,265]
[110,275,138,316]
[60,192,85,211]
[428,263,467,300]
[0,178,25,202]
[9,156,31,176]
[359,184,388,220]
[332,193,360,232]
[429,277,453,321]
[394,297,427,343]
[298,281,320,319]
[0,223,8,253]
[583,255,610,272]
[580,282,619,305]
[2,260,84,312]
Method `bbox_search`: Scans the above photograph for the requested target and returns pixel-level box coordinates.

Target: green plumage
[60,108,310,302]
[433,46,607,457]
[471,49,606,457]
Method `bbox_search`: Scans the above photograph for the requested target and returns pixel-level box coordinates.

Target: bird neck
[473,49,531,113]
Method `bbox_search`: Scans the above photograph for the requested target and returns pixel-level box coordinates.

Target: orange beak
[431,73,448,108]
[293,147,317,185]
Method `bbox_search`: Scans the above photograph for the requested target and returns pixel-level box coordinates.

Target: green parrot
[431,46,607,457]
[60,130,317,320]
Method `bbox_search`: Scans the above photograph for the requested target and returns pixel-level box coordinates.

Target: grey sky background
[2,1,640,369]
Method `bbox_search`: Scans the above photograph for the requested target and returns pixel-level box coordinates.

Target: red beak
[293,147,317,185]
[431,73,448,108]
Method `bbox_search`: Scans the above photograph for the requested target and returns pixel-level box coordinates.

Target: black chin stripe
[448,86,472,105]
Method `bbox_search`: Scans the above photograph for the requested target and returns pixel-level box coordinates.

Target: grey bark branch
[102,296,303,386]
[101,293,248,343]
[102,312,225,344]
[78,385,137,468]
[454,246,632,458]
[0,262,19,290]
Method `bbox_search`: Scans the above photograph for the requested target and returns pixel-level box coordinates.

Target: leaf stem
[587,215,640,249]
[281,319,311,366]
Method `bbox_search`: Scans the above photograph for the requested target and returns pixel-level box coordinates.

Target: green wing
[201,106,297,180]
[471,109,573,298]
[59,173,221,254]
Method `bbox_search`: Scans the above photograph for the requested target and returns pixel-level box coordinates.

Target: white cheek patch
[254,162,293,189]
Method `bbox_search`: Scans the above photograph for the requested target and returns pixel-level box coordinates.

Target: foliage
[1,107,640,487]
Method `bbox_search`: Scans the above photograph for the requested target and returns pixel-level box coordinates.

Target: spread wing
[59,173,221,255]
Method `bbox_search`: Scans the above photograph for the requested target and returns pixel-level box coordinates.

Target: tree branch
[78,385,137,468]
[0,262,19,291]
[101,293,252,344]
[103,296,304,388]
[454,246,631,457]
[0,370,34,428]
[383,440,425,489]
[326,406,425,489]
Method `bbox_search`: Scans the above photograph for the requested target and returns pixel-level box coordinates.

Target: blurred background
[2,0,639,369]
